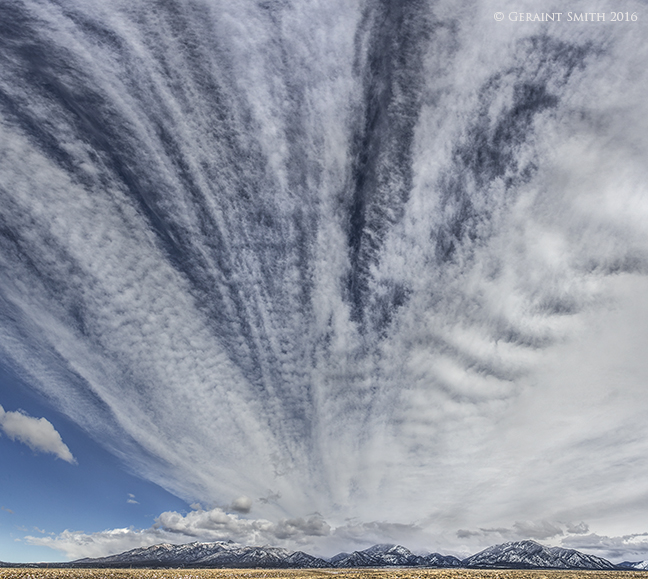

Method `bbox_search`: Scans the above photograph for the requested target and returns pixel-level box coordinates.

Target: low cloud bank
[26,506,331,560]
[28,507,645,564]
[561,532,648,562]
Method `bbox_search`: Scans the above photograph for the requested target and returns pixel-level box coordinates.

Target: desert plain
[0,569,646,579]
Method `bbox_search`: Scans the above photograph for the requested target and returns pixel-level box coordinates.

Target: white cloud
[0,404,76,464]
[2,0,648,563]
[26,527,170,561]
[561,533,648,563]
[229,496,252,514]
[26,506,331,560]
[28,509,629,563]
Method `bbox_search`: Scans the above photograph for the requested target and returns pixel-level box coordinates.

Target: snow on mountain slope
[463,539,616,570]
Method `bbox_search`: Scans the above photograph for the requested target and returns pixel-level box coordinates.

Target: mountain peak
[66,539,617,571]
[464,540,616,570]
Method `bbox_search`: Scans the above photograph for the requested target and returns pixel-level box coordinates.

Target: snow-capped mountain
[73,542,231,567]
[330,544,462,568]
[463,539,617,570]
[71,541,464,569]
[68,539,619,570]
[423,552,463,567]
[73,541,328,569]
[331,544,423,567]
[197,545,329,568]
[618,560,648,570]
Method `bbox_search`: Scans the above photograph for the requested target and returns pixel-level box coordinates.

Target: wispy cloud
[0,405,75,464]
[2,0,648,562]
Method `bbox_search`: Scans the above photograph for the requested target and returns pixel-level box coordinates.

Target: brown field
[0,569,646,579]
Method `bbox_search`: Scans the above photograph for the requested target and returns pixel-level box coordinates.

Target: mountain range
[2,539,644,570]
[619,560,648,571]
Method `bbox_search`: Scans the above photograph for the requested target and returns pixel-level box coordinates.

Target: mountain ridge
[0,539,633,570]
[463,539,617,570]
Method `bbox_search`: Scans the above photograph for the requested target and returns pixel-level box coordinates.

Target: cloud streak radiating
[2,0,648,560]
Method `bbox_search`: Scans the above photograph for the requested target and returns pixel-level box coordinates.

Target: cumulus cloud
[21,506,647,564]
[26,506,331,560]
[0,404,75,463]
[229,496,252,514]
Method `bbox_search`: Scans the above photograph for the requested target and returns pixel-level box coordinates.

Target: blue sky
[2,0,648,567]
[0,364,189,563]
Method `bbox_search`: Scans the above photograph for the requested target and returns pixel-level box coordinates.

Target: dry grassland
[1,569,646,579]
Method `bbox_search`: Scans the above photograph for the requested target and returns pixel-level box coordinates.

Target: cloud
[512,521,564,540]
[2,0,648,561]
[230,496,252,514]
[274,516,331,539]
[0,405,76,464]
[127,494,139,505]
[154,506,330,544]
[565,522,589,535]
[258,492,281,505]
[26,528,170,561]
[21,508,647,564]
[456,521,588,544]
[560,533,648,563]
[26,506,331,560]
[1,506,14,515]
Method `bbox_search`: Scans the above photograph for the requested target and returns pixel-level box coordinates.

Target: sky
[1,0,648,566]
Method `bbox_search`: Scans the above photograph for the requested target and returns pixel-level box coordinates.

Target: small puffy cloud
[0,404,76,464]
[1,506,14,515]
[127,494,139,504]
[230,496,252,513]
